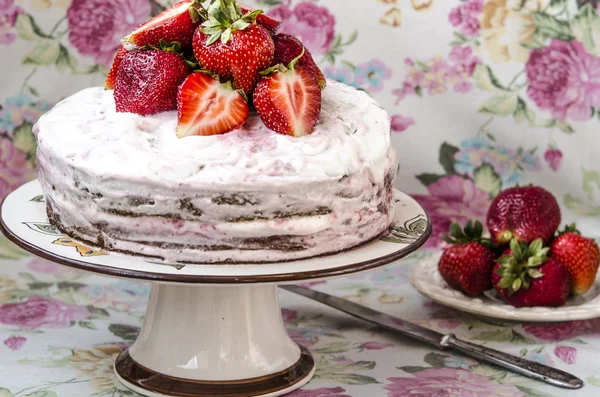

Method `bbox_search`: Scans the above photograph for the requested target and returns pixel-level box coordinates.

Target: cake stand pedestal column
[114,283,315,397]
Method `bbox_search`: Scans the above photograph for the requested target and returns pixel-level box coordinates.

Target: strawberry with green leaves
[192,0,274,95]
[550,224,600,296]
[253,49,321,136]
[238,2,282,34]
[122,0,207,49]
[437,220,497,296]
[492,238,570,307]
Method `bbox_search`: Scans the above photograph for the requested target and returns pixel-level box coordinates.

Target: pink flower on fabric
[27,258,76,275]
[526,40,600,121]
[287,387,351,397]
[0,137,36,200]
[554,346,577,364]
[544,148,563,171]
[522,322,579,341]
[268,2,335,55]
[281,308,298,323]
[0,297,90,329]
[391,114,415,132]
[385,368,525,397]
[438,318,461,329]
[362,341,394,350]
[3,336,26,350]
[66,0,150,67]
[448,0,483,37]
[412,176,490,248]
[0,0,23,45]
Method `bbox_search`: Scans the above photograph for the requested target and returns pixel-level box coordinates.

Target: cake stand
[0,180,431,397]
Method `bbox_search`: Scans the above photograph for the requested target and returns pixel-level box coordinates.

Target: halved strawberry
[253,52,322,136]
[177,72,249,137]
[122,0,206,49]
[238,2,281,34]
[104,46,127,90]
[272,33,326,89]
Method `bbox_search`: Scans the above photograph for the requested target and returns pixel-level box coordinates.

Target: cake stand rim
[0,180,432,285]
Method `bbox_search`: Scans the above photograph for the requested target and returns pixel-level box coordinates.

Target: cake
[34,81,397,263]
[33,0,398,264]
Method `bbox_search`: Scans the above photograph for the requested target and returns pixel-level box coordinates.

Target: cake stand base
[113,283,315,397]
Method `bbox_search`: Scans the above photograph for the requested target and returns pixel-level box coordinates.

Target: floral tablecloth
[1,250,600,397]
[1,0,600,395]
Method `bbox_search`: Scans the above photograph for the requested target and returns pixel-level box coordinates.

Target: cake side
[35,80,398,263]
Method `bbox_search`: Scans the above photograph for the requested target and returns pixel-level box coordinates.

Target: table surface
[0,246,599,397]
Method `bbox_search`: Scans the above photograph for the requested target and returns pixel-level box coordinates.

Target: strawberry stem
[200,0,262,45]
[495,238,548,294]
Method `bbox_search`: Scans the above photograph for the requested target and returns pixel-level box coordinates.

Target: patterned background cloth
[0,0,599,396]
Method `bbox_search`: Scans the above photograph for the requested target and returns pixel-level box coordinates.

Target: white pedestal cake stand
[1,180,431,397]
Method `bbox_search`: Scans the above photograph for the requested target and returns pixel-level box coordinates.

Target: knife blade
[281,285,584,389]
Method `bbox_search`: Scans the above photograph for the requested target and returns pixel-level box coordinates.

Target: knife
[281,285,584,389]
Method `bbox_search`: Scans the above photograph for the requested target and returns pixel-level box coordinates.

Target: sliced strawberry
[177,72,249,137]
[238,2,281,34]
[272,33,326,89]
[114,50,190,116]
[122,0,206,49]
[253,59,322,136]
[104,46,127,90]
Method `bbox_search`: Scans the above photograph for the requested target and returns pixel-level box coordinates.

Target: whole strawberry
[492,239,570,307]
[437,220,496,296]
[114,49,190,116]
[192,0,274,95]
[550,224,600,295]
[272,33,326,90]
[253,50,322,136]
[122,0,206,49]
[486,186,561,245]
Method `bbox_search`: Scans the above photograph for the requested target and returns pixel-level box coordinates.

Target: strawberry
[192,0,274,94]
[437,220,496,296]
[238,2,282,34]
[550,224,600,295]
[114,50,190,116]
[176,72,249,137]
[492,238,570,307]
[272,33,326,90]
[122,0,207,49]
[486,185,561,245]
[104,46,127,90]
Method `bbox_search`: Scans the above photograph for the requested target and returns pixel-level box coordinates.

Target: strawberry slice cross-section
[177,72,249,137]
[253,51,322,137]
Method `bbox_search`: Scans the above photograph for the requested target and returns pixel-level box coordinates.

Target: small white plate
[410,253,600,322]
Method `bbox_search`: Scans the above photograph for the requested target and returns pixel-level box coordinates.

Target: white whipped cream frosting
[34,80,392,189]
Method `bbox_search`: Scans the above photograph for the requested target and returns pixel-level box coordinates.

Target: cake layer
[35,80,398,263]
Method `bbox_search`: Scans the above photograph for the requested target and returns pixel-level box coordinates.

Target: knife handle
[441,334,583,389]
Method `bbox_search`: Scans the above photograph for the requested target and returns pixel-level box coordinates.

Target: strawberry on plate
[492,238,570,307]
[486,185,561,245]
[104,46,127,89]
[238,1,282,34]
[272,33,326,90]
[177,72,249,137]
[193,0,274,94]
[253,49,321,136]
[114,50,190,116]
[122,0,206,49]
[550,224,600,295]
[437,220,496,296]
